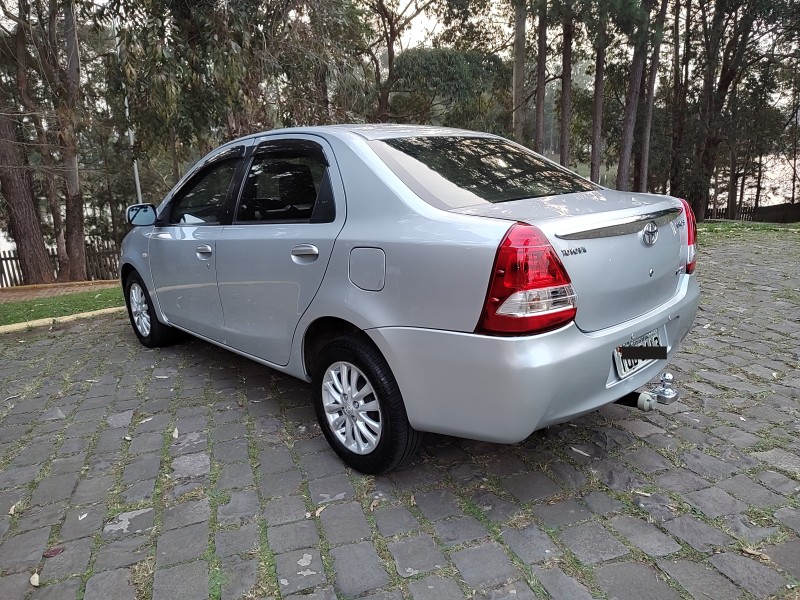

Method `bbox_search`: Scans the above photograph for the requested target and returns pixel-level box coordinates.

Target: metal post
[112,18,143,204]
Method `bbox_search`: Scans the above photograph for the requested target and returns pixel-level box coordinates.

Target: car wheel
[124,272,177,348]
[312,335,422,474]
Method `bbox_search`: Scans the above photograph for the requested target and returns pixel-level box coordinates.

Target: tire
[312,335,422,474]
[124,272,178,348]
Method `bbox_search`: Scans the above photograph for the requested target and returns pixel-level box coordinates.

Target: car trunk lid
[452,190,685,333]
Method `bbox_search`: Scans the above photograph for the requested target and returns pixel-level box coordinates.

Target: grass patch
[0,287,124,326]
[697,220,798,239]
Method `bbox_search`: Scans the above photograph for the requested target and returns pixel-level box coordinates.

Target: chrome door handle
[291,244,319,257]
[196,244,213,256]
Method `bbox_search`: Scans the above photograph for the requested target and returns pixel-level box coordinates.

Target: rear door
[149,148,245,340]
[215,136,346,365]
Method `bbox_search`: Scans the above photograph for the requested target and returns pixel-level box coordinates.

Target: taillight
[679,199,697,274]
[477,223,577,335]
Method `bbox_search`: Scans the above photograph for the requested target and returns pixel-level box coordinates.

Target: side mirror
[126,204,157,226]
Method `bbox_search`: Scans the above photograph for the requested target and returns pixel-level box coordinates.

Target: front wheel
[124,272,178,348]
[312,335,421,474]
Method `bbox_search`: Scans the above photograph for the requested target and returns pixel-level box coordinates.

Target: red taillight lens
[477,223,577,335]
[679,199,697,274]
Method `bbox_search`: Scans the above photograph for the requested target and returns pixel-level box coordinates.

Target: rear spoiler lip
[555,207,681,240]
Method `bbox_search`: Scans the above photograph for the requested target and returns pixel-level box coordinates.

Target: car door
[215,136,346,366]
[148,149,245,341]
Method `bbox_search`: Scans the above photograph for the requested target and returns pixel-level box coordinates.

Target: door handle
[196,244,213,257]
[291,244,319,257]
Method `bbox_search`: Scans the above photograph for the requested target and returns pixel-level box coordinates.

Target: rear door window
[371,136,598,210]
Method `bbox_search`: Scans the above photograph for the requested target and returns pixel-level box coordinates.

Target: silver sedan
[120,125,700,473]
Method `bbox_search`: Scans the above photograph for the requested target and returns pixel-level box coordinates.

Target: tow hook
[637,372,679,411]
[615,372,680,412]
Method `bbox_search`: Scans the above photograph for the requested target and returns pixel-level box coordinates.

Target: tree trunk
[616,1,652,191]
[0,112,55,284]
[533,0,547,153]
[754,153,763,208]
[632,61,649,193]
[61,0,87,281]
[559,13,573,167]
[726,146,738,220]
[170,125,181,185]
[669,0,690,195]
[590,29,607,183]
[512,0,527,142]
[637,0,669,192]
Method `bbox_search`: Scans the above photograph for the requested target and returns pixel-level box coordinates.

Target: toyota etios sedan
[122,125,699,474]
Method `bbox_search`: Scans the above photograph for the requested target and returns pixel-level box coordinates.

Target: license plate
[614,329,662,379]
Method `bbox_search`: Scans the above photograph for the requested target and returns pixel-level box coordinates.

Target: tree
[511,0,526,141]
[559,3,574,166]
[533,0,547,153]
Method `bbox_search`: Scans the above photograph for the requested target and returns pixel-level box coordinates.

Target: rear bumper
[367,275,700,443]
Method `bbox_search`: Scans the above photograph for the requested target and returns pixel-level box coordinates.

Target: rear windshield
[370,136,598,210]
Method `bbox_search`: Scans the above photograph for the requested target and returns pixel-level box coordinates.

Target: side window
[236,140,333,223]
[169,158,240,225]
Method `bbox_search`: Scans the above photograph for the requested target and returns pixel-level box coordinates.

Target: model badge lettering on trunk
[561,247,587,257]
[642,222,658,247]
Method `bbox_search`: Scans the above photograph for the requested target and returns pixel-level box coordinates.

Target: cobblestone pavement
[0,229,798,600]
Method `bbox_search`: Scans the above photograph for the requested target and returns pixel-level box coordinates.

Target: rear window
[371,136,598,210]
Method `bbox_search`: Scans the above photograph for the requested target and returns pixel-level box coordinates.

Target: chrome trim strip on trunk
[555,207,682,240]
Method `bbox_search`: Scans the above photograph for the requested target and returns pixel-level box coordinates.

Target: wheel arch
[302,316,375,378]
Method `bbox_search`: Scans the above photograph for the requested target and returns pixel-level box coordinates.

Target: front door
[215,137,346,365]
[149,155,242,341]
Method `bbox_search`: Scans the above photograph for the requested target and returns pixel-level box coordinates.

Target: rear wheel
[312,335,421,474]
[124,272,178,348]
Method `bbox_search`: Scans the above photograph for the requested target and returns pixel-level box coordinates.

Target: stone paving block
[294,437,330,456]
[626,447,673,473]
[609,515,681,557]
[299,451,346,480]
[93,535,150,571]
[0,573,31,599]
[213,422,248,443]
[257,446,295,474]
[533,499,591,528]
[156,521,209,567]
[171,431,208,456]
[501,524,561,563]
[763,540,800,578]
[709,553,786,598]
[375,506,419,536]
[71,474,114,505]
[107,410,133,428]
[220,555,258,599]
[16,501,67,533]
[752,448,800,474]
[123,452,161,485]
[390,463,441,489]
[756,470,799,495]
[84,568,136,600]
[451,542,521,590]
[657,559,742,600]
[129,432,163,455]
[717,473,785,507]
[217,462,254,490]
[215,521,260,558]
[275,548,327,595]
[531,566,593,600]
[171,452,210,479]
[484,452,528,477]
[388,534,446,577]
[722,514,779,544]
[41,536,92,581]
[320,501,371,545]
[547,460,587,488]
[471,491,520,523]
[267,520,319,554]
[409,575,466,600]
[710,425,760,447]
[502,471,560,503]
[662,515,732,552]
[775,507,800,534]
[308,473,354,505]
[655,468,711,493]
[49,454,85,476]
[102,508,154,539]
[477,580,536,600]
[122,478,156,503]
[590,459,648,492]
[152,560,209,600]
[414,489,461,521]
[163,498,210,530]
[285,586,336,600]
[264,495,308,526]
[584,491,624,514]
[596,562,680,600]
[435,516,488,546]
[259,469,303,498]
[330,542,387,596]
[681,449,739,480]
[218,490,260,526]
[448,461,486,484]
[0,526,50,572]
[559,522,628,565]
[683,486,748,518]
[31,471,79,505]
[618,419,666,437]
[30,577,82,600]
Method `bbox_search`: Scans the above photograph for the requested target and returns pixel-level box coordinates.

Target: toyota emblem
[642,221,658,247]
